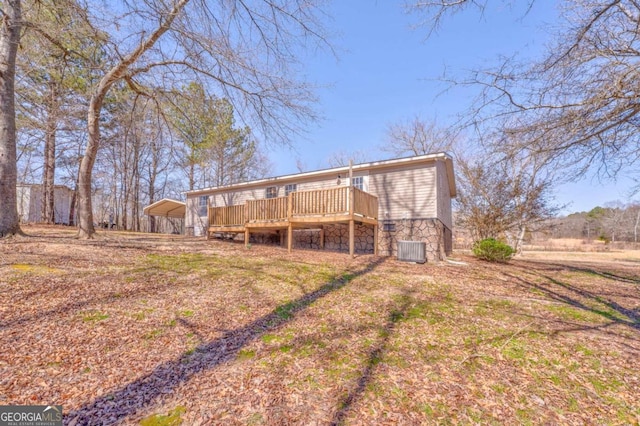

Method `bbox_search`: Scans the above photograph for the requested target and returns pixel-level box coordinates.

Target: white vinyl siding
[296,176,342,191]
[186,197,208,236]
[190,174,364,209]
[187,157,450,229]
[368,163,437,220]
[190,166,438,221]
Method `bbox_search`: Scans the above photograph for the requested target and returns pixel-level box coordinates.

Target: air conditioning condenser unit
[397,241,426,263]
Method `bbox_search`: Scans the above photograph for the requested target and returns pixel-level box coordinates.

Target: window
[351,176,364,190]
[198,196,208,216]
[285,184,297,196]
[382,220,396,232]
[265,186,278,199]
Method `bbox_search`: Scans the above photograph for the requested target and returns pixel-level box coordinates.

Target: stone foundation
[378,218,450,262]
[249,232,280,245]
[292,229,321,249]
[322,223,375,254]
[235,218,451,262]
[242,225,377,254]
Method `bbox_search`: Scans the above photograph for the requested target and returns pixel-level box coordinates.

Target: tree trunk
[122,133,129,231]
[0,0,22,237]
[42,81,58,224]
[69,186,77,226]
[148,135,158,233]
[514,225,526,256]
[189,161,195,191]
[77,94,104,238]
[75,0,189,239]
[132,132,140,232]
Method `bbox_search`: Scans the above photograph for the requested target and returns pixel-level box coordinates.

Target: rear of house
[185,153,455,261]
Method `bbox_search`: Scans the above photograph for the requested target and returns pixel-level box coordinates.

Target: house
[17,184,74,225]
[183,153,456,261]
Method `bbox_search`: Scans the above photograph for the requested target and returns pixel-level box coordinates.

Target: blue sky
[268,0,637,214]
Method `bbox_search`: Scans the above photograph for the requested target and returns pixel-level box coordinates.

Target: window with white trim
[351,176,364,190]
[285,184,297,196]
[265,186,278,199]
[198,196,208,216]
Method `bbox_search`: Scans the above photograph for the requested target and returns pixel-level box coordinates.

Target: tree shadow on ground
[506,264,640,332]
[330,287,416,425]
[547,262,640,285]
[0,264,201,330]
[66,257,387,424]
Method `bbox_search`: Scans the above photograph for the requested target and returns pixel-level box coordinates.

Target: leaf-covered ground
[1,225,639,425]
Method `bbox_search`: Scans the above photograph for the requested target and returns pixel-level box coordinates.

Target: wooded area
[1,0,330,238]
[550,204,640,243]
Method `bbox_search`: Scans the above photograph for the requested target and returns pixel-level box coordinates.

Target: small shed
[17,184,74,225]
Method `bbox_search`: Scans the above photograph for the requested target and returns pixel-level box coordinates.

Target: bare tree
[405,0,534,33]
[326,149,370,168]
[408,1,640,186]
[631,204,640,243]
[0,0,22,237]
[455,152,559,253]
[383,116,457,157]
[75,0,332,238]
[601,201,626,242]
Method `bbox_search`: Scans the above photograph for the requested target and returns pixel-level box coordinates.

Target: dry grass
[1,225,639,425]
[521,248,640,265]
[524,238,640,254]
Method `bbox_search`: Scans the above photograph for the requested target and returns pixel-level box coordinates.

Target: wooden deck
[208,186,379,256]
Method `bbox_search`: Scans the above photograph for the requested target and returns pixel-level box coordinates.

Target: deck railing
[208,187,378,227]
[291,187,348,216]
[352,187,378,219]
[208,204,245,227]
[247,197,288,222]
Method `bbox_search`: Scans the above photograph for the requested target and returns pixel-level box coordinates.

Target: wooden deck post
[287,223,293,253]
[373,222,378,256]
[349,219,355,257]
[245,227,250,247]
[319,226,325,249]
[348,167,355,258]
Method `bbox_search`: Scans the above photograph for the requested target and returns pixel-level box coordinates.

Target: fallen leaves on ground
[1,225,638,425]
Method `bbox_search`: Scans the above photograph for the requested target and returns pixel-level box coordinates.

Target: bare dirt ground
[1,225,639,425]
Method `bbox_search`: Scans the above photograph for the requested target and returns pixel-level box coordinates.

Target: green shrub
[472,238,514,263]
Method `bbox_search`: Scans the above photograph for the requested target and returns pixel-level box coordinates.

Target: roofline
[186,152,456,197]
[142,198,186,216]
